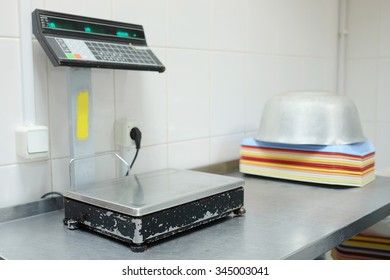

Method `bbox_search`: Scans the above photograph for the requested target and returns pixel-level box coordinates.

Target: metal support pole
[67,67,95,187]
[337,0,348,95]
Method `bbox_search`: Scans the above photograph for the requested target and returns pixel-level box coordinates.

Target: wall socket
[115,119,139,148]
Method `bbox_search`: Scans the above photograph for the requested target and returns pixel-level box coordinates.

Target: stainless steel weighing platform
[63,169,245,251]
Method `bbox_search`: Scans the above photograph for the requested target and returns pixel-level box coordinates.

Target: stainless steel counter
[1,168,390,260]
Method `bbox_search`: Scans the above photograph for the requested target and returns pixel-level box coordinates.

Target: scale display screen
[32,9,165,72]
[45,16,145,39]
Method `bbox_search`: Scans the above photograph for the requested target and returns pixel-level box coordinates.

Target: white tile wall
[113,0,166,47]
[210,0,247,51]
[168,138,210,169]
[303,58,334,91]
[277,0,316,56]
[0,39,23,166]
[375,123,390,170]
[245,54,276,132]
[379,0,390,57]
[45,0,112,20]
[246,0,278,54]
[47,65,69,158]
[0,161,51,208]
[347,0,380,59]
[346,0,390,171]
[277,0,338,58]
[167,49,209,142]
[0,0,339,207]
[167,0,210,49]
[274,56,305,94]
[0,0,19,37]
[33,41,49,127]
[129,144,168,174]
[377,59,390,122]
[114,48,167,147]
[210,133,245,164]
[361,121,377,146]
[210,51,246,136]
[51,158,70,193]
[346,59,378,122]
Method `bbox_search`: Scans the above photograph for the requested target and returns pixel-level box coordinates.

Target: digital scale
[33,9,245,252]
[32,9,165,72]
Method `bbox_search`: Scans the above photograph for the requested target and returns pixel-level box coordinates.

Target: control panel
[32,9,165,72]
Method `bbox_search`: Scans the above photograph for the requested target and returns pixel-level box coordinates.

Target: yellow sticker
[77,91,89,140]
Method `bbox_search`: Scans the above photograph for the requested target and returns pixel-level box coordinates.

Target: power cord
[40,191,63,199]
[41,128,142,197]
[126,127,142,176]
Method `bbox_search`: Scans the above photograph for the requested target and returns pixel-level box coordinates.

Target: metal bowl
[255,91,366,145]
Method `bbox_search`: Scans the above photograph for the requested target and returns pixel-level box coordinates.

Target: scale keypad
[53,37,159,66]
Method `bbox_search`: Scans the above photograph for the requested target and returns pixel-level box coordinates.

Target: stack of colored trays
[331,234,390,260]
[332,216,390,259]
[239,138,376,187]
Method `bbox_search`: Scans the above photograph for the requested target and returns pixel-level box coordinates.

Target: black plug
[130,127,142,150]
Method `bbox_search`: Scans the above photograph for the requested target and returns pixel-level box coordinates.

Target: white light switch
[27,130,49,153]
[15,125,49,160]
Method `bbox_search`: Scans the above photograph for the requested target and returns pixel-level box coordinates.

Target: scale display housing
[32,9,165,72]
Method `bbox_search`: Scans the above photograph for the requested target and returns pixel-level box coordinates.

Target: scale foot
[233,207,246,216]
[63,218,79,230]
[130,243,148,253]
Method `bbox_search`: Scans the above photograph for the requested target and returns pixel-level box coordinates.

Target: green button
[66,53,75,59]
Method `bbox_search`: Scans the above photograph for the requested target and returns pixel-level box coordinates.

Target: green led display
[45,16,144,40]
[116,31,129,37]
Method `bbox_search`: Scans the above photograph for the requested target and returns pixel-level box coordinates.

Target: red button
[74,53,82,59]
